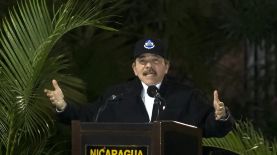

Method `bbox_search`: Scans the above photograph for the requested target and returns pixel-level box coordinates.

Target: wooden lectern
[72,121,202,155]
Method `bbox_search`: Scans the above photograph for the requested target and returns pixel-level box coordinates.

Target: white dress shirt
[141,82,161,121]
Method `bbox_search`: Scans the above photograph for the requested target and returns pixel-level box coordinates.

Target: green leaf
[203,120,277,155]
[0,0,117,154]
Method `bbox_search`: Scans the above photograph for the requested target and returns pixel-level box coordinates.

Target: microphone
[147,85,159,98]
[147,85,166,109]
[94,94,121,122]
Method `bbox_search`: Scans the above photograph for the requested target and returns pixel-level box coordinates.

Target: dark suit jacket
[58,77,234,138]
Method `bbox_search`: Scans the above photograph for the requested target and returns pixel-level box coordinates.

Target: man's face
[132,53,170,85]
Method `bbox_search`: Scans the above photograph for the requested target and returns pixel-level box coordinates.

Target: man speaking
[45,38,234,138]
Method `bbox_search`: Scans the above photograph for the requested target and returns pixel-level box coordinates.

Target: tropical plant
[0,0,116,154]
[203,120,277,155]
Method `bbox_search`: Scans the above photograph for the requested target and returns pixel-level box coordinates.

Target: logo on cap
[144,40,155,49]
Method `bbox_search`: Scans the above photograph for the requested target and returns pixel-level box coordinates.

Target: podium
[72,121,202,155]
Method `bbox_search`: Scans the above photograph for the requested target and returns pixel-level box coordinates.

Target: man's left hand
[213,90,227,120]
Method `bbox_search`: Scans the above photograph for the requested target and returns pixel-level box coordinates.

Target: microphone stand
[152,98,160,121]
[94,95,117,122]
[152,96,166,121]
[94,100,109,122]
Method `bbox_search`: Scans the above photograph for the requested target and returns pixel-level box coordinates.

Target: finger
[213,90,220,103]
[217,106,224,111]
[52,79,60,90]
[44,89,50,93]
[52,99,57,103]
[215,110,224,116]
[218,102,225,107]
[215,102,225,111]
[46,93,52,97]
[215,111,220,116]
[45,90,53,96]
[44,89,55,95]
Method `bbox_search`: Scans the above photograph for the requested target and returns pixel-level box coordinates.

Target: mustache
[143,68,157,76]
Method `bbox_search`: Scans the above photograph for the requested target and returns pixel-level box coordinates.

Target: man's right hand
[44,79,66,111]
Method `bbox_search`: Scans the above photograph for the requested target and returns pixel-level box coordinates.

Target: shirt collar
[141,82,161,90]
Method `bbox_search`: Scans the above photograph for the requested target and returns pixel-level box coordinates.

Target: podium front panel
[78,123,154,155]
[72,121,202,155]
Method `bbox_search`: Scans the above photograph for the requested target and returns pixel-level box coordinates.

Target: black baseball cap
[133,38,167,58]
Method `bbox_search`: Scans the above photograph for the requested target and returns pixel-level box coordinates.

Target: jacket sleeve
[56,96,104,124]
[56,86,120,124]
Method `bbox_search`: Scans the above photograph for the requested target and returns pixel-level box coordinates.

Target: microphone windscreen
[147,85,159,97]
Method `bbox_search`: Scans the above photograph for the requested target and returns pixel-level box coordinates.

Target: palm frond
[203,120,277,155]
[0,0,116,154]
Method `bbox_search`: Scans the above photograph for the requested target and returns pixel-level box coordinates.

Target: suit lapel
[129,78,150,122]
